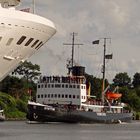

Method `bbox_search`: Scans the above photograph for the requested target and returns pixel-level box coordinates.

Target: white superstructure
[36,76,87,106]
[0,0,56,81]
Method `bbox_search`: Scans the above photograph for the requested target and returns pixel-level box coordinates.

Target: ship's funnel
[72,66,85,76]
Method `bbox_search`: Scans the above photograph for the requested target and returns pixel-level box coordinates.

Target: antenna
[63,32,83,69]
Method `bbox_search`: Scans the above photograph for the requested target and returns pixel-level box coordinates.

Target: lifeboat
[106,92,122,100]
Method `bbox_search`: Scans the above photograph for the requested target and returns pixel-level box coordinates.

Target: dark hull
[27,103,133,123]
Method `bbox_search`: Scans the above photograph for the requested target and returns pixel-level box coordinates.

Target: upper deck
[38,76,86,85]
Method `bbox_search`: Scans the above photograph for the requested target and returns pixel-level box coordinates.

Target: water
[0,121,140,140]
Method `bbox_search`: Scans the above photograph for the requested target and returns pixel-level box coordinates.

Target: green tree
[113,72,131,87]
[12,61,41,81]
[0,76,26,99]
[85,74,109,99]
[132,73,140,88]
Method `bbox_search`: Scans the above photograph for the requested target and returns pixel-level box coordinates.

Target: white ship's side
[0,0,56,81]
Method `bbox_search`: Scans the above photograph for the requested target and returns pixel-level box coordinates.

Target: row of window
[37,94,86,100]
[0,35,43,50]
[0,22,47,33]
[38,84,86,89]
[17,36,43,50]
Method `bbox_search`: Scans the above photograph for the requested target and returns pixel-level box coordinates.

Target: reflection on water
[0,121,140,140]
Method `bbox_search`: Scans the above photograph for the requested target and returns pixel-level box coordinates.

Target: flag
[105,54,113,59]
[92,40,100,44]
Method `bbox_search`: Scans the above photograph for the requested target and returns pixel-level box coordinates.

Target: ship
[26,33,133,123]
[0,0,56,121]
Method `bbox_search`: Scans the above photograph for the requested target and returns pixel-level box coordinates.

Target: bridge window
[17,36,26,45]
[31,40,39,48]
[25,38,34,46]
[35,41,43,49]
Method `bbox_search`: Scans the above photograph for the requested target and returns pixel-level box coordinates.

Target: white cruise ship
[0,0,56,81]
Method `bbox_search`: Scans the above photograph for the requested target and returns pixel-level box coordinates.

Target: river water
[0,121,140,140]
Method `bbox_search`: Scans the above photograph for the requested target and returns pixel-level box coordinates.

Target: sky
[19,0,140,82]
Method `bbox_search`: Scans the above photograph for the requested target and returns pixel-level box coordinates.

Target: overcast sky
[19,0,140,82]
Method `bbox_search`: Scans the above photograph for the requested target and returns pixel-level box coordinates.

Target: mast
[101,38,111,104]
[63,32,83,74]
[92,38,111,104]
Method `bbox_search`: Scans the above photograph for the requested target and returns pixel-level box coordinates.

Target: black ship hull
[27,102,133,123]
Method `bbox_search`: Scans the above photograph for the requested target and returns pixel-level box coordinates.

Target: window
[69,95,71,98]
[55,84,61,88]
[38,95,40,98]
[69,85,72,88]
[38,85,40,88]
[73,85,76,88]
[0,37,2,42]
[62,84,64,88]
[35,41,43,49]
[6,38,14,46]
[45,94,47,98]
[52,84,54,88]
[58,94,60,98]
[77,85,80,88]
[51,94,53,98]
[41,84,43,88]
[48,94,50,98]
[73,95,75,99]
[65,84,68,88]
[62,94,64,98]
[17,36,26,45]
[41,94,43,98]
[65,94,68,98]
[25,38,34,46]
[31,40,39,48]
[77,95,80,99]
[48,84,50,88]
[55,94,57,98]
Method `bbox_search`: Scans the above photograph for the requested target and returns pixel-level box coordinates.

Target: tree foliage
[12,61,41,81]
[113,72,131,87]
[132,73,140,88]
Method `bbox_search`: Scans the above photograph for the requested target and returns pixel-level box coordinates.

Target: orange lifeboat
[106,92,122,100]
